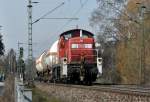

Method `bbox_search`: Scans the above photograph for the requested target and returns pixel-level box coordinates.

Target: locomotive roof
[60,29,94,37]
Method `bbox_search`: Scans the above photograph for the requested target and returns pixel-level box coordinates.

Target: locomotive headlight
[97,58,102,65]
[62,57,68,76]
[97,57,102,74]
[63,57,67,64]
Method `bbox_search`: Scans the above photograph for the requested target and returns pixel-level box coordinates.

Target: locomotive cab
[57,29,102,84]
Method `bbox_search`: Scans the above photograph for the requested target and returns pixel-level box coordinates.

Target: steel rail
[35,82,150,97]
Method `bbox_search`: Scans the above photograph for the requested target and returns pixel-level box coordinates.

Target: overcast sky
[0,0,97,58]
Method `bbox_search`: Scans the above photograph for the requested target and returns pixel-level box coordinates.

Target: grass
[2,74,15,102]
[32,88,63,102]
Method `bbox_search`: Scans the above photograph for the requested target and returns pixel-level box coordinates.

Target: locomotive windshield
[60,29,94,40]
[82,31,93,38]
[64,33,72,40]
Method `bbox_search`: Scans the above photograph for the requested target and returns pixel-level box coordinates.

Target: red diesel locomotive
[36,29,102,85]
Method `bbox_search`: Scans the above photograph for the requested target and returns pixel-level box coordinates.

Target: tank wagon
[36,29,102,85]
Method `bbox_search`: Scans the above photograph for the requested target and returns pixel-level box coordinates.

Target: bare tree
[90,0,127,84]
[5,49,17,74]
[90,0,127,43]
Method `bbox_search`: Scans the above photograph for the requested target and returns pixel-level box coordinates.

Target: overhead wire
[80,0,83,7]
[32,2,65,24]
[55,0,89,34]
[32,1,66,56]
[38,0,89,48]
[34,0,90,56]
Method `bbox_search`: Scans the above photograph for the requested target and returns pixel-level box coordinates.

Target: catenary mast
[27,0,33,83]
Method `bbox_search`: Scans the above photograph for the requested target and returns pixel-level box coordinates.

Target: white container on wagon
[35,51,47,72]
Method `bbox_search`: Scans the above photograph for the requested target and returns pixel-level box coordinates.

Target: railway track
[35,82,150,97]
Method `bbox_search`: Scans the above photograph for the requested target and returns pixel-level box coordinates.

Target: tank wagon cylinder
[35,40,59,73]
[45,40,58,67]
[35,51,47,72]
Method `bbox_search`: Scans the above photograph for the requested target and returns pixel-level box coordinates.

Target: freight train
[35,29,102,85]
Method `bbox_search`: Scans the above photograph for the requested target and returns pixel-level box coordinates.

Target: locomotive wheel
[84,68,93,86]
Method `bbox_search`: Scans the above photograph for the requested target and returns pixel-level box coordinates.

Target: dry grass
[33,87,63,102]
[0,74,15,102]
